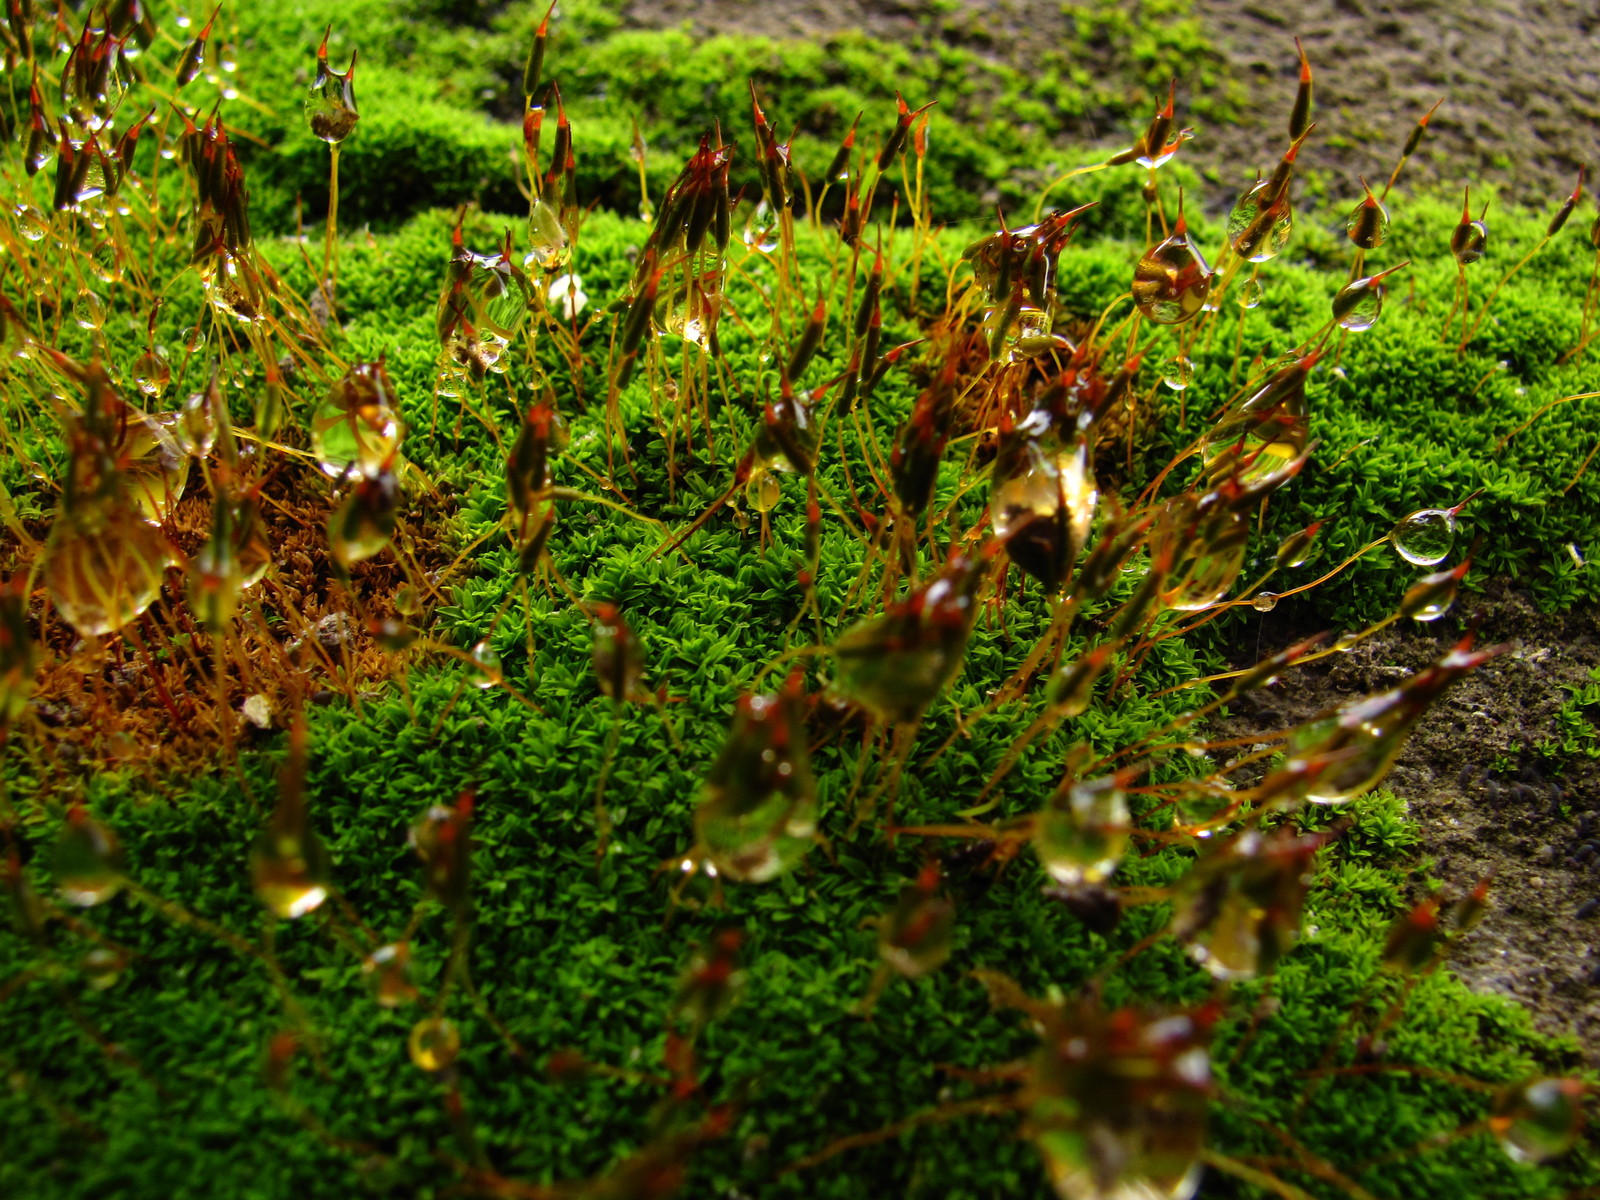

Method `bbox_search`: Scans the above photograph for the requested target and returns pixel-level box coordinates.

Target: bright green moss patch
[4,3,1600,1199]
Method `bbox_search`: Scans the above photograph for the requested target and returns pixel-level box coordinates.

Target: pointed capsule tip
[1295,37,1311,80]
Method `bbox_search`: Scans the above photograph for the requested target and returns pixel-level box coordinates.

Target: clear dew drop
[53,810,126,906]
[15,204,49,242]
[1227,181,1294,263]
[72,289,106,331]
[1131,228,1212,325]
[1238,277,1263,309]
[1033,776,1129,888]
[1161,355,1193,390]
[1344,194,1391,250]
[81,947,127,991]
[363,943,420,1008]
[1492,1078,1584,1164]
[469,639,501,688]
[42,503,174,637]
[1252,590,1278,612]
[1401,568,1458,622]
[745,469,781,513]
[1389,508,1455,566]
[408,1017,461,1072]
[1332,277,1386,332]
[523,199,570,271]
[250,824,332,919]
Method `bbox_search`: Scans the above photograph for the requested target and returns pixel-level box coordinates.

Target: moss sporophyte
[3,6,1600,1200]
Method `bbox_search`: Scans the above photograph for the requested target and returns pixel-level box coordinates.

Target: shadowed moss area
[5,2,1600,1199]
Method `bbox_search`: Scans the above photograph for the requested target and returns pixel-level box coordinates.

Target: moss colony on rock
[2,2,1599,1199]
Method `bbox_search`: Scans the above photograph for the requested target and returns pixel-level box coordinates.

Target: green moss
[3,5,1599,1199]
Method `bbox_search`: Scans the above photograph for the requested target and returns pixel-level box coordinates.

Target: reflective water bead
[54,807,126,906]
[250,819,332,919]
[1344,179,1390,250]
[745,469,781,514]
[43,502,174,637]
[1033,776,1129,887]
[1227,180,1293,263]
[363,943,420,1008]
[1238,277,1263,309]
[15,205,49,242]
[73,289,106,331]
[81,947,127,990]
[990,437,1097,591]
[119,413,190,522]
[408,1017,461,1072]
[1131,216,1211,325]
[311,361,402,479]
[1252,591,1278,612]
[304,30,359,144]
[878,868,956,979]
[695,683,818,883]
[1161,355,1193,390]
[1491,1078,1585,1164]
[524,199,569,271]
[133,350,171,398]
[1400,566,1461,622]
[1389,508,1455,566]
[469,639,501,688]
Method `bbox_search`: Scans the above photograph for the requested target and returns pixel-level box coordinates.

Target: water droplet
[250,817,332,920]
[1153,499,1249,612]
[1027,1000,1210,1200]
[363,943,420,1008]
[1160,355,1193,390]
[878,876,956,979]
[328,470,399,569]
[1238,277,1263,309]
[1332,276,1386,332]
[1034,776,1129,887]
[15,204,48,242]
[1400,568,1458,622]
[991,434,1097,592]
[54,808,125,906]
[312,361,402,479]
[592,607,643,702]
[119,413,191,522]
[1344,190,1390,250]
[1492,1078,1584,1164]
[1252,591,1278,612]
[469,639,501,688]
[305,39,359,144]
[1227,181,1293,263]
[81,947,127,991]
[73,289,106,331]
[695,686,818,883]
[1132,227,1212,325]
[43,502,174,637]
[396,585,422,616]
[523,199,570,271]
[408,1017,461,1072]
[203,250,265,325]
[1389,508,1455,566]
[1047,648,1110,718]
[745,470,781,513]
[1452,218,1488,266]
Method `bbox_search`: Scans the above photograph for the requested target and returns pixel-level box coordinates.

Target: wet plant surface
[1216,580,1600,1063]
[3,3,1600,1200]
